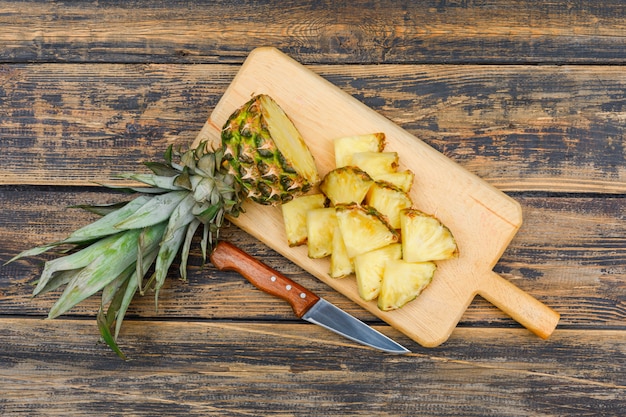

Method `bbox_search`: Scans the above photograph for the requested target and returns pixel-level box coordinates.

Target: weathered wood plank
[1,187,624,331]
[0,0,625,64]
[1,63,625,193]
[1,318,624,416]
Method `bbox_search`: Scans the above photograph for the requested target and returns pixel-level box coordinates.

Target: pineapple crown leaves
[6,141,248,359]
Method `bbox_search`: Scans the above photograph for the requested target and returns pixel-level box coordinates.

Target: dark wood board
[1,0,625,414]
[1,0,625,64]
[1,64,626,193]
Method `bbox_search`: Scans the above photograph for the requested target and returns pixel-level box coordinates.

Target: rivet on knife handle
[209,241,320,317]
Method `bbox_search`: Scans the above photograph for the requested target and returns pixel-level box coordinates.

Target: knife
[210,241,410,354]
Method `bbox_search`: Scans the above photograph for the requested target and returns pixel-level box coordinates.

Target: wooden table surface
[1,1,625,415]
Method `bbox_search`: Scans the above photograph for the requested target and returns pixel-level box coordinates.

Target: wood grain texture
[1,188,624,330]
[1,63,625,192]
[1,318,624,416]
[1,1,625,414]
[0,0,625,64]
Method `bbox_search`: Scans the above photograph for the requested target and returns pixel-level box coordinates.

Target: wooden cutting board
[193,47,559,347]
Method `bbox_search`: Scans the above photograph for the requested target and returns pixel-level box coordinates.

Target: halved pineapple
[319,166,374,206]
[354,243,402,301]
[329,225,353,278]
[351,151,399,178]
[334,133,386,167]
[281,193,327,246]
[400,209,458,263]
[335,204,399,259]
[306,207,337,258]
[377,259,436,311]
[375,170,415,193]
[365,181,413,229]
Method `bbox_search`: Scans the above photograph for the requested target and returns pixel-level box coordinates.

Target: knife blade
[209,241,410,354]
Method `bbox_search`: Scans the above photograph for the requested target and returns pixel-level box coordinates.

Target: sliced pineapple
[365,181,413,229]
[222,94,320,205]
[377,259,436,311]
[354,243,402,301]
[400,209,458,263]
[335,204,399,259]
[281,193,327,246]
[334,133,386,167]
[351,151,399,178]
[306,207,337,258]
[329,225,353,278]
[375,170,415,193]
[319,166,374,206]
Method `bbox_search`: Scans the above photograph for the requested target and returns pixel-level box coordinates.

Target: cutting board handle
[479,271,560,339]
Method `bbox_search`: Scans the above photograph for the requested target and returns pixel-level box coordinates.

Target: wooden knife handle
[209,241,320,318]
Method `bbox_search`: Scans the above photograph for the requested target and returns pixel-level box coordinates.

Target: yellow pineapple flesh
[335,204,399,259]
[334,133,386,167]
[221,94,320,205]
[306,207,337,258]
[378,259,436,311]
[354,243,402,301]
[281,193,327,246]
[319,166,374,206]
[400,209,458,263]
[375,170,415,193]
[350,151,399,179]
[329,225,353,278]
[365,181,413,229]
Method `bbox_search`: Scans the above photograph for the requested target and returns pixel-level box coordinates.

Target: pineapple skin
[375,170,415,193]
[221,94,320,205]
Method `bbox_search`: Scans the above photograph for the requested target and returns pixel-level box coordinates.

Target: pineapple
[319,166,374,206]
[7,94,320,359]
[378,260,436,311]
[334,133,385,167]
[306,207,337,259]
[375,170,415,193]
[329,225,353,278]
[351,151,399,178]
[365,181,413,229]
[354,243,402,301]
[400,209,458,263]
[222,94,320,204]
[335,204,399,259]
[281,193,327,246]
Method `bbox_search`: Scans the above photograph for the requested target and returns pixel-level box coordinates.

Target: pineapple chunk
[365,181,413,229]
[306,208,337,258]
[329,225,353,278]
[351,151,399,178]
[335,204,399,259]
[319,166,374,206]
[334,133,386,167]
[378,259,436,311]
[354,243,402,301]
[375,170,415,193]
[281,194,327,246]
[400,209,458,263]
